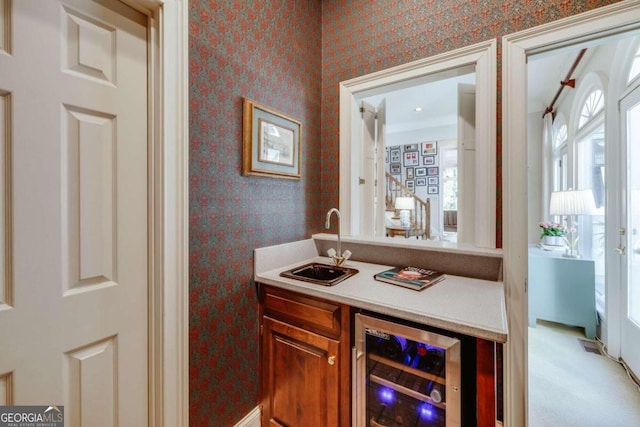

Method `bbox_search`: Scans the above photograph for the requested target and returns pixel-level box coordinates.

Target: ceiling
[363,72,476,135]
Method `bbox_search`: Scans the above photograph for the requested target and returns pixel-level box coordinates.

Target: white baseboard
[235,406,260,427]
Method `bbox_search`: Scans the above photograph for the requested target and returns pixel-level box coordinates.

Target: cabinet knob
[328,355,336,365]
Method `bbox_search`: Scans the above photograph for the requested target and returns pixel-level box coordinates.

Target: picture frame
[423,155,435,166]
[242,98,301,179]
[406,167,414,179]
[428,186,438,194]
[416,177,426,186]
[403,151,419,167]
[385,147,390,163]
[415,167,427,177]
[422,141,437,156]
[428,177,439,185]
[406,180,415,192]
[390,163,401,175]
[390,148,401,163]
[404,143,418,151]
[427,167,439,176]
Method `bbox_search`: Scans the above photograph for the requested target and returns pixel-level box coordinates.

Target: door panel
[457,83,476,244]
[263,316,340,427]
[360,101,376,235]
[0,90,10,310]
[64,106,117,293]
[375,100,386,237]
[360,100,387,237]
[0,0,148,423]
[621,85,640,378]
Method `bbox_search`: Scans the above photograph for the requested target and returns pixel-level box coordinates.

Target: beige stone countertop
[255,240,507,343]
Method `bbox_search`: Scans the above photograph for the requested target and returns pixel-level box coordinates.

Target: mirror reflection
[339,41,496,248]
[360,72,476,243]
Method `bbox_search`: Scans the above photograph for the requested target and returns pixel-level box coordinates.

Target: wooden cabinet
[259,285,502,426]
[259,285,351,427]
[477,339,501,427]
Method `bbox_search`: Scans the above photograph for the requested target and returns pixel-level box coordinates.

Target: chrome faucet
[325,208,351,266]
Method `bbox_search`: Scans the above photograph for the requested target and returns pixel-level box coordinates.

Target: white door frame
[502,1,640,425]
[124,1,189,426]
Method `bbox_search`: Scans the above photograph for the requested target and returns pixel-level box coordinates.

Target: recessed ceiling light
[414,107,422,112]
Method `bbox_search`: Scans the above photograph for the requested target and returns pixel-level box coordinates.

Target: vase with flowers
[539,221,566,246]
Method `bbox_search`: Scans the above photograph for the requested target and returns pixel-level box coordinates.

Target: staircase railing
[385,172,431,239]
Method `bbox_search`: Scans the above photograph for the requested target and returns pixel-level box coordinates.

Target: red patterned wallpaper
[189,1,322,425]
[189,0,619,425]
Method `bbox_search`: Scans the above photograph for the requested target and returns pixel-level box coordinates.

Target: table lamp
[549,189,596,258]
[395,197,414,228]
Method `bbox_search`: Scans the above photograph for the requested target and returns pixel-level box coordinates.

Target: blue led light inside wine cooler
[419,403,435,421]
[378,387,395,404]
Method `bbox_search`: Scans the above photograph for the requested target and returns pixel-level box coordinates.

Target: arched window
[578,89,604,129]
[554,123,567,149]
[628,44,640,84]
[574,83,605,278]
[552,122,567,191]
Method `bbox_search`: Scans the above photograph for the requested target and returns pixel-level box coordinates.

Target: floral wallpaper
[189,1,322,425]
[189,0,619,425]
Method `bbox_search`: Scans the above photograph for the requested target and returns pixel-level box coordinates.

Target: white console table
[528,245,596,339]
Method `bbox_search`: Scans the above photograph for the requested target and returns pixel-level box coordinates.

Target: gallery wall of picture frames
[386,141,439,195]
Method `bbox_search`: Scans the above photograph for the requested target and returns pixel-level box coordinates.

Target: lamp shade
[395,197,414,210]
[549,190,596,216]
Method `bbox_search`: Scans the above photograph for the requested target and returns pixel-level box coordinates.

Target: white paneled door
[621,85,640,379]
[0,0,149,424]
[359,100,386,237]
[359,101,376,236]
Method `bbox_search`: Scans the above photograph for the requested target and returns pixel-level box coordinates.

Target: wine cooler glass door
[354,314,461,427]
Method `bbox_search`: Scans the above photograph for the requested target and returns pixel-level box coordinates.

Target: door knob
[328,355,336,365]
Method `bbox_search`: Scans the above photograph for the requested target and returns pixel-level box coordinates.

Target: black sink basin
[279,262,359,286]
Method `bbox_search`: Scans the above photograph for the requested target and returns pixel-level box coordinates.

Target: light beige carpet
[529,321,640,427]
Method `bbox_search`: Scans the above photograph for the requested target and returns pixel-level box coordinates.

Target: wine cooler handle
[352,346,364,426]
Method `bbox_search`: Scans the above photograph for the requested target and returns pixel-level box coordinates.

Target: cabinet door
[262,316,340,427]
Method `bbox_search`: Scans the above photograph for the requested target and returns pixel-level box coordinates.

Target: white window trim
[339,39,497,248]
[577,88,605,129]
[551,118,568,192]
[553,118,567,151]
[626,38,640,85]
[566,72,607,193]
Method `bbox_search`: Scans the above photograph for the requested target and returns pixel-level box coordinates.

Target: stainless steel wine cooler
[353,314,461,426]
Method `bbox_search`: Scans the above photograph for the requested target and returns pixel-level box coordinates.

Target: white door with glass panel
[620,86,640,378]
[0,0,149,423]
